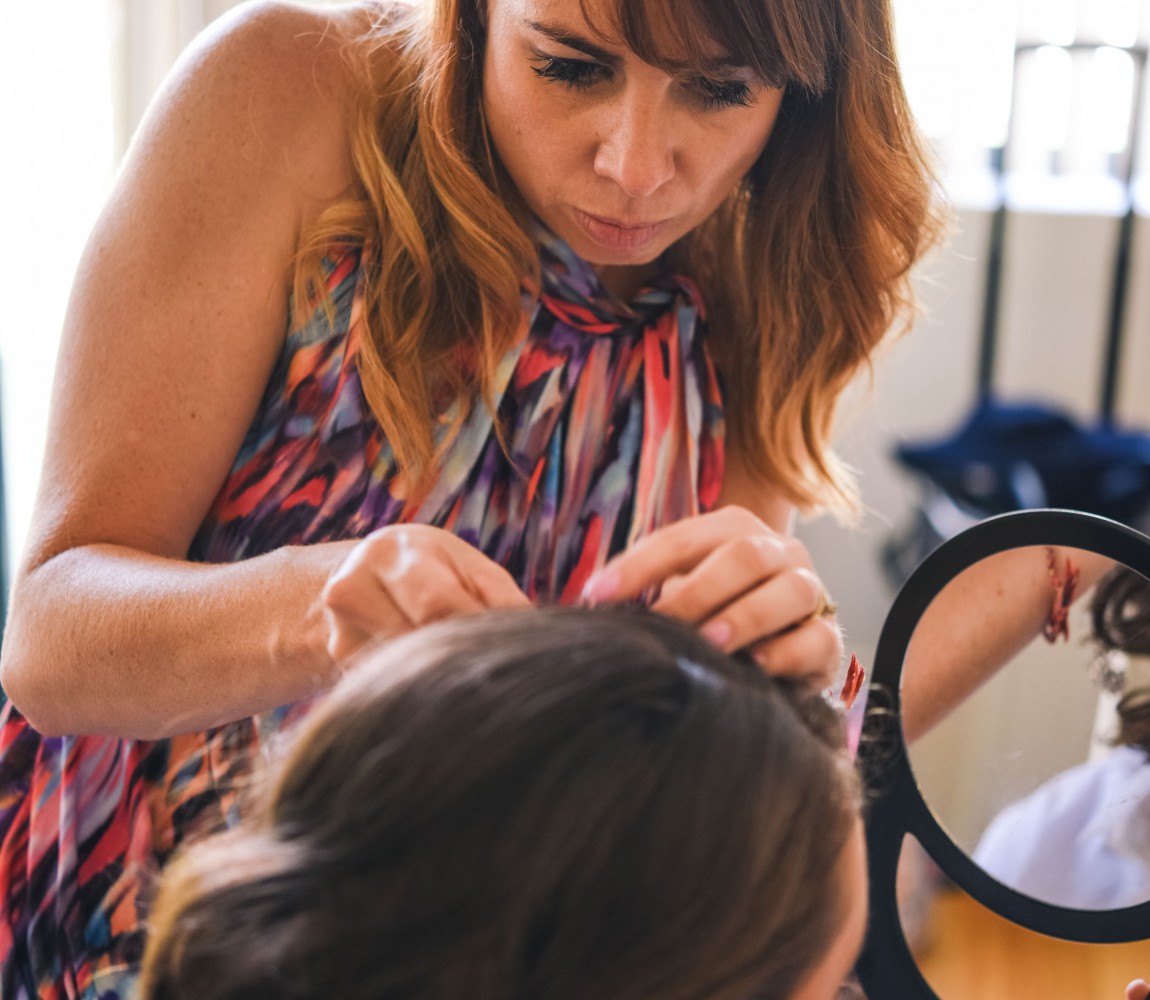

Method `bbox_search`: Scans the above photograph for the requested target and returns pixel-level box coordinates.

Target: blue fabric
[895,398,1150,524]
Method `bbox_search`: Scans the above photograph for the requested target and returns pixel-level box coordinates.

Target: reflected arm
[900,545,1114,743]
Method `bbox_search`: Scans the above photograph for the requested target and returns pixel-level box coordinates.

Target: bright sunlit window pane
[893,0,1016,148]
[1028,45,1075,153]
[1084,0,1141,47]
[1020,0,1078,45]
[1090,46,1138,153]
[0,1,115,569]
[893,0,1149,210]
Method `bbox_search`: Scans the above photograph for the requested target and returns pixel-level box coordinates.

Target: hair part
[140,607,859,1000]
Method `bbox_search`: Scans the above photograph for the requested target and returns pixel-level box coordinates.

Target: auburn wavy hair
[294,0,942,514]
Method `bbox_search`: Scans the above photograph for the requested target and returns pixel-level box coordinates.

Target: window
[894,0,1150,210]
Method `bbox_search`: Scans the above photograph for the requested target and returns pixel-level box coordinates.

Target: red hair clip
[840,653,865,710]
[1043,546,1079,644]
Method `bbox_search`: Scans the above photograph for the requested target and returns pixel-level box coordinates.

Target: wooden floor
[915,888,1150,999]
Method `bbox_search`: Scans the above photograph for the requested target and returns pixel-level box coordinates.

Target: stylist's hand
[1128,979,1150,1000]
[582,506,841,687]
[322,524,531,660]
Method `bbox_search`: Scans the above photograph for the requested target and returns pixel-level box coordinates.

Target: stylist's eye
[532,56,609,90]
[693,77,756,111]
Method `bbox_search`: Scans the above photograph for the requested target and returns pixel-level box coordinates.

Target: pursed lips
[572,208,670,249]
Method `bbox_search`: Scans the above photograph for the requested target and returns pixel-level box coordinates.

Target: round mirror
[903,547,1150,910]
[857,510,1150,1000]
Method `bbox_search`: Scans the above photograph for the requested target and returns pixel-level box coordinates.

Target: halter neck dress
[0,224,725,999]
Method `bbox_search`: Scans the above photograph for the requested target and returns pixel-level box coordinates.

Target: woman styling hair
[139,607,866,1000]
[0,0,937,993]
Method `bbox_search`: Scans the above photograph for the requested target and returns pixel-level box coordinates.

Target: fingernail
[581,568,620,606]
[701,621,732,647]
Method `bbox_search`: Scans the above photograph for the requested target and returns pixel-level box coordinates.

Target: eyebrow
[525,19,747,75]
[526,20,622,67]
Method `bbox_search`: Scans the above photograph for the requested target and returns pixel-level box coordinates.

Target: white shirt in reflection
[973,745,1150,910]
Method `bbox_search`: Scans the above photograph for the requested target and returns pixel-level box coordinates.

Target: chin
[571,239,669,268]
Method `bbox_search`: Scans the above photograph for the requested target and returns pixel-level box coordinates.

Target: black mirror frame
[857,509,1150,1000]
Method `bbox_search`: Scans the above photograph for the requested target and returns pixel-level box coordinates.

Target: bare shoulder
[134,1,387,208]
[19,2,399,568]
[191,1,374,117]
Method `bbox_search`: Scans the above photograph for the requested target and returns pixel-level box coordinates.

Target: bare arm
[6,543,356,739]
[0,3,366,739]
[900,544,1114,743]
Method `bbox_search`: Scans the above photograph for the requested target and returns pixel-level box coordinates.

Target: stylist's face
[481,0,782,295]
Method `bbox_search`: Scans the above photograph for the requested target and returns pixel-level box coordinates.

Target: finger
[384,555,488,626]
[322,539,408,662]
[322,542,413,635]
[651,534,797,624]
[694,566,825,650]
[748,616,844,689]
[440,536,533,609]
[1127,980,1150,1000]
[584,506,810,604]
[324,615,377,664]
[323,530,487,639]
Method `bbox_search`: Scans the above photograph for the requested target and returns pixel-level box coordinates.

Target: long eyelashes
[532,58,608,90]
[693,77,756,111]
[531,57,757,111]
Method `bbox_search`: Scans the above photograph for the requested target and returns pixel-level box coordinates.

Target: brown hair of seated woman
[139,606,859,1000]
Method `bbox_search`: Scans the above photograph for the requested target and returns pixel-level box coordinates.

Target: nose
[592,100,676,199]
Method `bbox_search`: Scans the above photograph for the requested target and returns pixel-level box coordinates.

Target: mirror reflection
[902,546,1150,910]
[896,837,1150,999]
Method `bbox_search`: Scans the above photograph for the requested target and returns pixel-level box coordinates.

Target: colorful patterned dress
[0,225,725,998]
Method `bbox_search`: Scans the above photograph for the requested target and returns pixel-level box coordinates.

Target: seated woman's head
[140,607,864,1000]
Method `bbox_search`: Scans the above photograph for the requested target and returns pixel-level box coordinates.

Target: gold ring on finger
[808,588,838,622]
